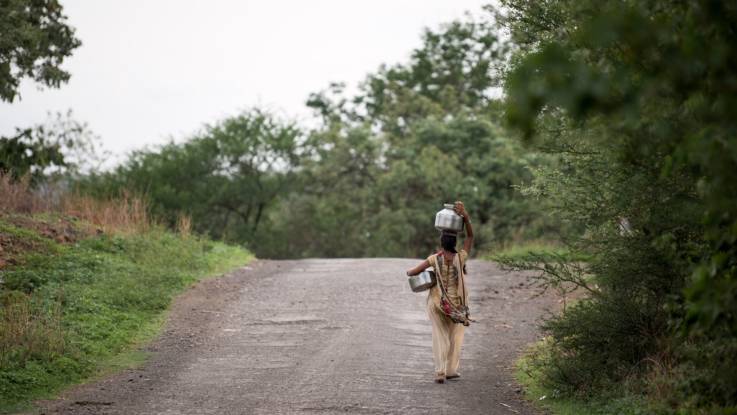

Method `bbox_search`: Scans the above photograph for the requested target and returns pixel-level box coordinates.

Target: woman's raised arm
[454,201,474,253]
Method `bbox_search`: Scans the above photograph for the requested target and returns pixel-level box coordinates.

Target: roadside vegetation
[495,1,737,413]
[515,339,648,415]
[0,177,252,412]
[487,242,589,263]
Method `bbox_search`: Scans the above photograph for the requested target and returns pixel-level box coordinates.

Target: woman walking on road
[406,201,474,384]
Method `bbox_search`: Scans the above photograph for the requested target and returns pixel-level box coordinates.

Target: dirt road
[37,259,554,415]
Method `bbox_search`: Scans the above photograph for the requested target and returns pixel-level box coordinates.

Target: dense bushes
[499,0,737,411]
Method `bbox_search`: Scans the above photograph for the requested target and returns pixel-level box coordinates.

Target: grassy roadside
[485,241,591,263]
[0,216,252,413]
[515,340,649,415]
[492,243,646,414]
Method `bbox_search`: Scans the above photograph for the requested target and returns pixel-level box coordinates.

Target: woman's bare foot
[446,373,460,380]
[434,373,446,383]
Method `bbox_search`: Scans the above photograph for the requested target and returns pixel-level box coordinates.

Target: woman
[406,201,474,384]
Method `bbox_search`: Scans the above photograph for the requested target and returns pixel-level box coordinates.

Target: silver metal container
[435,203,464,233]
[408,270,436,292]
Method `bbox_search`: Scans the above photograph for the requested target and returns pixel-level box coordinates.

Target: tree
[0,129,64,182]
[307,13,509,135]
[500,0,737,409]
[84,11,557,261]
[0,111,103,183]
[81,109,304,248]
[0,0,81,102]
[297,13,553,257]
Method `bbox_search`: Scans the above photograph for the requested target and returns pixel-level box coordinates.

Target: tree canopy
[83,16,555,259]
[500,0,737,410]
[0,0,81,102]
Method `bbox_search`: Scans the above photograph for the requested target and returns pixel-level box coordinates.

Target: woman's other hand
[407,259,431,277]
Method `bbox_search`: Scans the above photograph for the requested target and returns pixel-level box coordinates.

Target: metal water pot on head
[435,203,464,234]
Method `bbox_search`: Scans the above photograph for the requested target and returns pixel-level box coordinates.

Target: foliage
[306,15,509,131]
[0,111,106,184]
[0,0,81,102]
[79,109,303,245]
[500,0,737,411]
[289,14,562,258]
[0,217,252,412]
[252,115,546,259]
[488,241,589,264]
[85,16,559,259]
[266,14,559,258]
[0,130,64,183]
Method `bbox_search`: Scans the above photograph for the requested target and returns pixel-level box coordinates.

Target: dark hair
[440,233,457,253]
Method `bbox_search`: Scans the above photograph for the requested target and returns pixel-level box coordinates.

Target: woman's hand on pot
[454,201,468,218]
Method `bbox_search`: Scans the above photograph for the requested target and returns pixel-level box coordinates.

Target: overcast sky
[0,0,490,163]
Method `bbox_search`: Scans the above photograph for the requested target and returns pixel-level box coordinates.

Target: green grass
[515,339,649,415]
[0,219,253,413]
[486,241,591,263]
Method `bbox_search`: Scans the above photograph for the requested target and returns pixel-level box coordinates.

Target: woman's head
[440,233,457,253]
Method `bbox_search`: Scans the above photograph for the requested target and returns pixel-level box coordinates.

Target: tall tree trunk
[252,202,264,232]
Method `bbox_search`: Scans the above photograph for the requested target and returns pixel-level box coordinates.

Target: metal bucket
[408,270,436,292]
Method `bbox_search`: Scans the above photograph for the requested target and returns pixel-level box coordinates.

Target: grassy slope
[515,341,649,415]
[0,217,252,413]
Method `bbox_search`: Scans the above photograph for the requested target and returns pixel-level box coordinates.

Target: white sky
[0,0,491,164]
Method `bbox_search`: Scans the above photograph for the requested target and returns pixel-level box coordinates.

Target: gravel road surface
[36,259,555,415]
